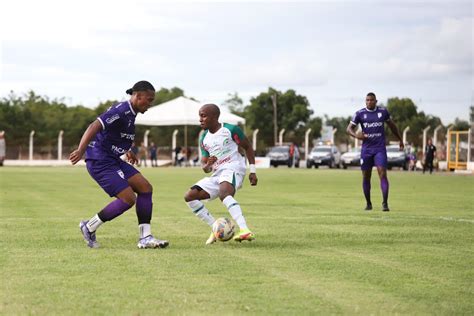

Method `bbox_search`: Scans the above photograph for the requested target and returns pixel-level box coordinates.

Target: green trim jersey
[200,123,247,174]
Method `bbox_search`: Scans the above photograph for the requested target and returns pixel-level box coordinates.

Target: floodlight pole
[305,128,312,161]
[252,129,259,151]
[422,126,431,156]
[271,94,278,146]
[403,126,410,145]
[144,130,150,148]
[58,130,64,160]
[278,129,285,146]
[29,130,35,161]
[172,129,179,163]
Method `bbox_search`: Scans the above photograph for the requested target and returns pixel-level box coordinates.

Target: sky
[0,0,472,125]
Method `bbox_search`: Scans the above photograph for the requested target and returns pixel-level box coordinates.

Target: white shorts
[194,169,245,200]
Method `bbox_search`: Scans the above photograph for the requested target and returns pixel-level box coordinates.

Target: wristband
[249,164,256,173]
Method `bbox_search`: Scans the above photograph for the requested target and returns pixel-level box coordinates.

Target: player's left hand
[249,173,258,186]
[126,151,138,165]
[399,141,405,151]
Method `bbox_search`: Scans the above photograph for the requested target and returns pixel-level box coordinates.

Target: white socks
[186,200,216,226]
[222,196,248,230]
[139,223,151,239]
[86,214,103,232]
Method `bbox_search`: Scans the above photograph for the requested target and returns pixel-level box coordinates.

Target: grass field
[0,167,473,315]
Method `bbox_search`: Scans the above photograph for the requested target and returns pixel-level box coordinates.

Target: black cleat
[382,203,390,212]
[364,203,373,211]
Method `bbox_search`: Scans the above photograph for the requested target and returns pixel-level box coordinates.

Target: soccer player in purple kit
[70,80,169,249]
[346,92,404,212]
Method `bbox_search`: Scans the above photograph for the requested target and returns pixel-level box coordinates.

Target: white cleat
[206,231,217,245]
[137,235,169,249]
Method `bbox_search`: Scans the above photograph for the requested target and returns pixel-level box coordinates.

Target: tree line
[0,88,471,157]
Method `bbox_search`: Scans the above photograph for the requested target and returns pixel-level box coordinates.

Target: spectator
[174,146,182,166]
[423,138,437,174]
[0,131,5,167]
[138,142,148,167]
[149,142,158,167]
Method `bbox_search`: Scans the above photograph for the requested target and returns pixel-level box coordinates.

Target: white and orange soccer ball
[212,218,235,242]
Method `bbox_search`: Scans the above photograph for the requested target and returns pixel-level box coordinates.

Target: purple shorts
[86,159,139,197]
[360,147,387,170]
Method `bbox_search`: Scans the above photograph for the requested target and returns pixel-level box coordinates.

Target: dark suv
[267,145,300,168]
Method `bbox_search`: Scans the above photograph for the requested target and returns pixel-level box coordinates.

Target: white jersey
[200,123,247,175]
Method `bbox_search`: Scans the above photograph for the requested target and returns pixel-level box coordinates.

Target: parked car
[386,145,409,170]
[306,145,341,168]
[341,147,361,169]
[267,145,300,168]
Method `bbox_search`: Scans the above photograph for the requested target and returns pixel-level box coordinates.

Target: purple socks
[98,199,132,222]
[136,192,153,224]
[380,177,389,204]
[363,178,371,204]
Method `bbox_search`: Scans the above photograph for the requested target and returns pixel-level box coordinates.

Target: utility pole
[271,94,277,146]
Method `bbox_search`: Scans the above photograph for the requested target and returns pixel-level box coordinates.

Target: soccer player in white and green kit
[184,104,258,245]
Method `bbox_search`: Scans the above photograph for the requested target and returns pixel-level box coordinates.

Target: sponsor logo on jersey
[111,145,127,155]
[120,133,135,140]
[366,133,382,138]
[363,122,383,128]
[106,114,120,124]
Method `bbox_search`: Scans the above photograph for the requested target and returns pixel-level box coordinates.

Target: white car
[341,147,361,169]
[306,145,341,168]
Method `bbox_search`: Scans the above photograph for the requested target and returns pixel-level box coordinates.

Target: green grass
[0,167,473,315]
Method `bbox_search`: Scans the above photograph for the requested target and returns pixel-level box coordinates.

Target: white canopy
[135,96,245,126]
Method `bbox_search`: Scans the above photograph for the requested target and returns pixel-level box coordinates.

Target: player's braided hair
[126,81,155,95]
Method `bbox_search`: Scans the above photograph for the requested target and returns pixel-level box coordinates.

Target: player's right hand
[125,151,138,165]
[69,149,83,165]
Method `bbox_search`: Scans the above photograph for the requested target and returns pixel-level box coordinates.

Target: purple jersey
[350,106,391,149]
[85,101,136,161]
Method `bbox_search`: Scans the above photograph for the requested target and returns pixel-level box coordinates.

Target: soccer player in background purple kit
[70,81,169,249]
[346,92,404,212]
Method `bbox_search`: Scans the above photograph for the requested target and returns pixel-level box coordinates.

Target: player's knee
[121,194,136,206]
[184,191,194,202]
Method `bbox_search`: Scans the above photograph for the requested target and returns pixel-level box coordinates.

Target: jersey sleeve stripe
[97,117,105,129]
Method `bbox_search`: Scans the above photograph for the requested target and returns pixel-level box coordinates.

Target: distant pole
[172,129,179,163]
[198,130,204,162]
[271,94,278,146]
[433,125,442,147]
[446,125,453,162]
[305,128,312,161]
[252,129,259,151]
[468,128,472,163]
[57,130,64,160]
[422,126,431,156]
[402,126,410,145]
[278,129,285,146]
[331,128,337,145]
[144,130,150,148]
[29,130,35,161]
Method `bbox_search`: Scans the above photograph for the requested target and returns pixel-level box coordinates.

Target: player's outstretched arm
[346,123,366,140]
[239,137,258,186]
[387,120,404,151]
[69,120,102,165]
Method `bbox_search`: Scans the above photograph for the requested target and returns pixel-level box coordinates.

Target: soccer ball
[212,218,235,242]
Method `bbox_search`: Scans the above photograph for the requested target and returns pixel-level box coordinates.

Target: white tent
[135,96,245,126]
[135,96,246,154]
